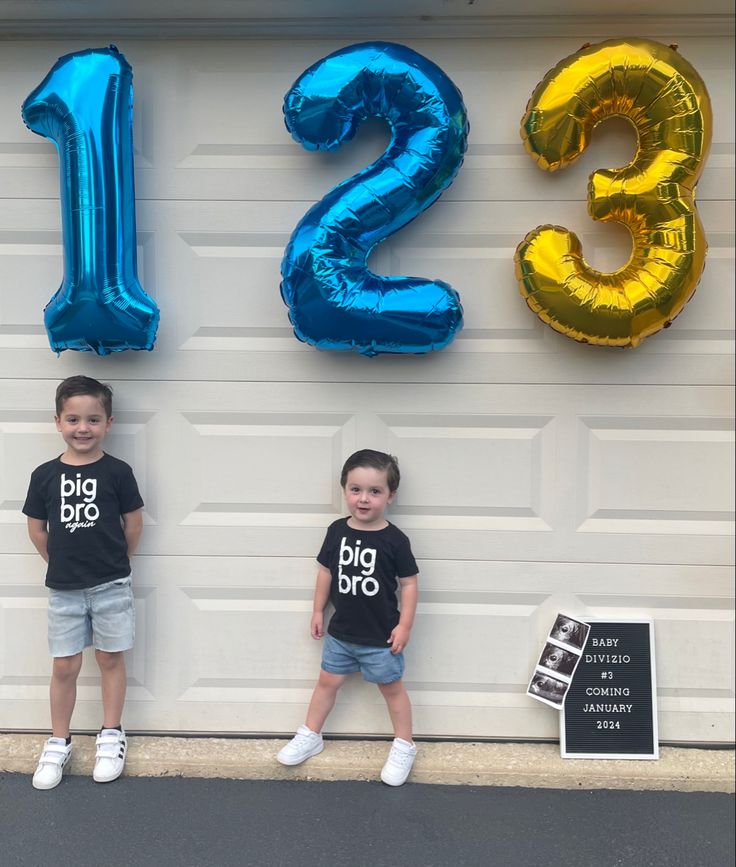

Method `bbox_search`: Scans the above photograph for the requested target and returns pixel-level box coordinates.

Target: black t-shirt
[23,453,144,590]
[317,517,418,647]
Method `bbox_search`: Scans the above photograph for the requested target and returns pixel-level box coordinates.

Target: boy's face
[343,466,395,530]
[55,395,112,462]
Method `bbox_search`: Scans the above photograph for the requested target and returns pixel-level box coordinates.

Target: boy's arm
[27,517,49,563]
[122,508,143,557]
[388,575,418,654]
[310,566,332,639]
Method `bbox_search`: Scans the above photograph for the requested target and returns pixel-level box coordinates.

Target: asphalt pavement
[1,773,733,867]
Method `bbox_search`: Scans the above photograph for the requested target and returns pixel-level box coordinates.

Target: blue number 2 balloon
[22,46,159,355]
[281,42,468,356]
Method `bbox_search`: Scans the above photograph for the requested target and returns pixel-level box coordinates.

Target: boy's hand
[310,612,324,640]
[387,624,411,654]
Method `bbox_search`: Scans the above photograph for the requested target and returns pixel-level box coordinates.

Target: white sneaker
[32,737,73,790]
[93,728,127,783]
[381,738,417,786]
[276,725,324,766]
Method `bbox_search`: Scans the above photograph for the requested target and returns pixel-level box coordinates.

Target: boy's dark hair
[340,449,401,493]
[55,376,113,418]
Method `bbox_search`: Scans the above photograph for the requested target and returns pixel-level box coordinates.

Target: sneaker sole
[276,741,324,766]
[32,773,64,791]
[93,768,124,783]
[380,772,410,786]
[32,752,71,790]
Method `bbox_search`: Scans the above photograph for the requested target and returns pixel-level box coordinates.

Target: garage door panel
[409,604,541,686]
[175,411,355,527]
[0,239,60,343]
[179,606,317,701]
[0,585,47,694]
[657,616,734,694]
[175,232,288,346]
[381,413,555,528]
[577,416,735,529]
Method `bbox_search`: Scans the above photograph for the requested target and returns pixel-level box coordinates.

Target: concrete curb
[2,734,733,792]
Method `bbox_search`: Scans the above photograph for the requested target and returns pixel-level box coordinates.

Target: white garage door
[1,15,733,742]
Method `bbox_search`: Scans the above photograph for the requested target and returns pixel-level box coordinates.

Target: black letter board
[561,620,658,759]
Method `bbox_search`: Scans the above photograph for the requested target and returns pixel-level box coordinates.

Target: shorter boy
[23,375,143,789]
[277,449,419,786]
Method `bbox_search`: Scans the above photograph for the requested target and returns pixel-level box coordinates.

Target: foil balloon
[515,39,712,347]
[281,42,468,356]
[22,46,159,355]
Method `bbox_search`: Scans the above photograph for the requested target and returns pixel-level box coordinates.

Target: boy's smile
[343,466,395,530]
[55,395,113,464]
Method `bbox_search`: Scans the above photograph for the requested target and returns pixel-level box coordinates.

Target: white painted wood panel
[0,25,733,741]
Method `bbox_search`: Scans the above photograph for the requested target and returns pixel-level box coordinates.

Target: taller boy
[23,376,143,789]
[277,449,419,786]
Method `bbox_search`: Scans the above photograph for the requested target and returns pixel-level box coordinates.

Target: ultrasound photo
[549,614,589,650]
[528,613,590,709]
[527,673,567,706]
[537,642,579,677]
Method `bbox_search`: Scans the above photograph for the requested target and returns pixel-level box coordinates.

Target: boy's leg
[95,649,126,728]
[378,679,413,742]
[93,650,128,784]
[88,579,133,782]
[305,669,347,733]
[378,679,417,786]
[277,670,346,766]
[50,653,83,738]
[90,576,134,728]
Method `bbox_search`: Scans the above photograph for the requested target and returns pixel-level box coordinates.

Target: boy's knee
[378,679,405,697]
[317,669,346,691]
[52,653,83,680]
[95,649,125,671]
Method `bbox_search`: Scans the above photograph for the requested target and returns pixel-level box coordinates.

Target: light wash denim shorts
[47,575,135,658]
[321,634,404,684]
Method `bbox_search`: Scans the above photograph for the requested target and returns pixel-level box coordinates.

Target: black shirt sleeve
[116,463,144,514]
[22,467,49,520]
[317,521,337,568]
[394,531,419,578]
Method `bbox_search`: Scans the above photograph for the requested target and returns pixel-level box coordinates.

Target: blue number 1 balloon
[22,46,159,355]
[281,42,468,356]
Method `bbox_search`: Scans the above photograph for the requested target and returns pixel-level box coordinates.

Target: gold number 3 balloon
[515,39,712,347]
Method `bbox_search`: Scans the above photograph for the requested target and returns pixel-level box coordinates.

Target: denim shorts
[47,575,135,657]
[321,634,405,684]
